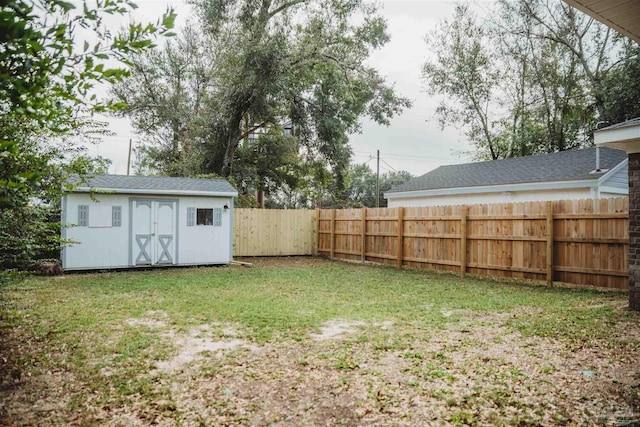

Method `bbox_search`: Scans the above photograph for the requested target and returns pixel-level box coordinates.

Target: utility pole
[376,149,380,208]
[126,138,132,176]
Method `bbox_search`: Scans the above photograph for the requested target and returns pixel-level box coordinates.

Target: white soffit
[563,0,640,44]
[595,120,640,154]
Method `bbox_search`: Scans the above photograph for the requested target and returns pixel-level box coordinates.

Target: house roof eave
[562,0,640,45]
[384,179,597,200]
[595,119,640,154]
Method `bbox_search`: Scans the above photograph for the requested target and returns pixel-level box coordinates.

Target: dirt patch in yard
[62,313,639,425]
[154,326,257,374]
[440,308,473,318]
[130,315,639,427]
[123,319,259,374]
[310,320,367,340]
[155,337,248,373]
[125,311,169,329]
[2,312,640,426]
[232,256,330,269]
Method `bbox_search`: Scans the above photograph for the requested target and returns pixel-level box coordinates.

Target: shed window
[187,207,195,226]
[78,205,89,226]
[112,206,122,227]
[197,208,213,225]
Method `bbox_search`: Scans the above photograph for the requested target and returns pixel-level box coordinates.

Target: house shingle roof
[387,147,627,194]
[67,175,237,195]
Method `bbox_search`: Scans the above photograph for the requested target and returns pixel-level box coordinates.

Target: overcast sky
[91,0,495,176]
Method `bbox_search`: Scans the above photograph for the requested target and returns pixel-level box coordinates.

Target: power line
[353,150,462,162]
[97,134,140,140]
[379,164,396,173]
[471,0,494,21]
[379,157,397,172]
[100,138,464,162]
[385,152,451,160]
[385,154,461,162]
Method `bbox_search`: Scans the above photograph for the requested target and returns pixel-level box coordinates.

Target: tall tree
[601,43,640,124]
[497,0,591,155]
[113,0,411,196]
[422,0,638,160]
[423,5,502,159]
[511,0,616,120]
[112,27,212,176]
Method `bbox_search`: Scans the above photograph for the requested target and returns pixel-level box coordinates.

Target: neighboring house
[62,175,238,271]
[384,147,628,207]
[246,121,295,141]
[244,120,296,208]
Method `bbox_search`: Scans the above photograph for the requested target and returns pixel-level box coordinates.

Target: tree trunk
[220,110,244,178]
[257,189,264,208]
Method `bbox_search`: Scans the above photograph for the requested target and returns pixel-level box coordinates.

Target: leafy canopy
[0,0,175,268]
[1,0,175,207]
[112,0,411,202]
[422,0,639,160]
[342,163,412,208]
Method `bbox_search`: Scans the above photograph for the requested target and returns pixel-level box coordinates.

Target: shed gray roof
[387,147,627,194]
[67,175,237,196]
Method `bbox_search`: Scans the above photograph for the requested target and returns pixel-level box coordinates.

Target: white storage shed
[62,175,238,271]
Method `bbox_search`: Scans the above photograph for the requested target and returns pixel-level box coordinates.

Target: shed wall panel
[177,196,233,264]
[64,193,131,269]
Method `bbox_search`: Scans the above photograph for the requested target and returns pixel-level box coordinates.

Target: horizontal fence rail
[234,209,317,256]
[317,198,629,290]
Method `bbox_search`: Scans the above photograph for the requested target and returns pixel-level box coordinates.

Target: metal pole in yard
[376,149,380,208]
[126,138,132,176]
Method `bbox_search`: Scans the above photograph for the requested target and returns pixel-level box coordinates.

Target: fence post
[460,205,468,278]
[396,207,404,268]
[330,209,335,260]
[314,208,320,256]
[546,201,554,286]
[361,208,366,263]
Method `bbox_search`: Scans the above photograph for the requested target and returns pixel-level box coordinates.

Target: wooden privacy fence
[317,198,629,290]
[234,209,317,256]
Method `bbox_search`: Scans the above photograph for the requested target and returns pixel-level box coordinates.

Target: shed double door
[131,199,177,266]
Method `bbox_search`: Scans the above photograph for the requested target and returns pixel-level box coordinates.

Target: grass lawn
[1,257,639,426]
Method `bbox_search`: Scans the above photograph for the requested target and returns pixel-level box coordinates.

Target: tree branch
[239,121,268,140]
[268,0,306,19]
[320,52,357,101]
[595,27,611,76]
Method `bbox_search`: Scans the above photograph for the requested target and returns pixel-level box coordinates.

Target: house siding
[387,188,594,208]
[601,162,629,190]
